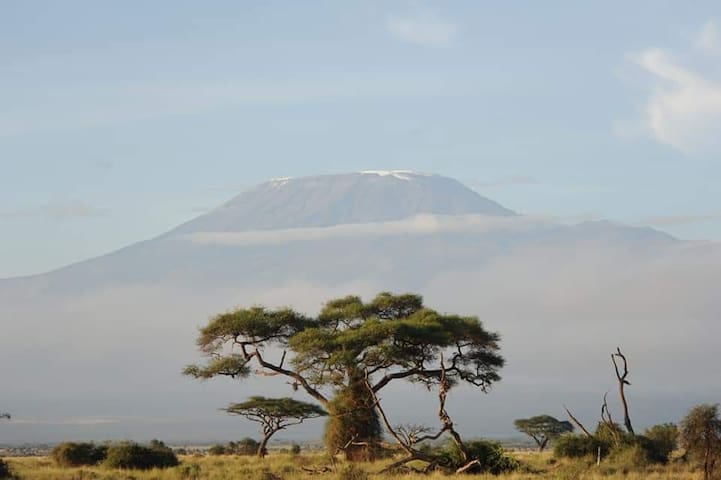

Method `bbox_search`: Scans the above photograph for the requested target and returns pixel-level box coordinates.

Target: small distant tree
[0,413,9,420]
[514,415,574,451]
[680,404,721,480]
[224,396,326,457]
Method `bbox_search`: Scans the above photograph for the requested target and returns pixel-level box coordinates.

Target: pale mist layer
[0,173,717,444]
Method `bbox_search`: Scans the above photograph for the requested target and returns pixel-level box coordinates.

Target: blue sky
[2,0,721,277]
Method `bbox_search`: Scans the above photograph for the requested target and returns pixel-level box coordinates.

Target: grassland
[2,451,703,480]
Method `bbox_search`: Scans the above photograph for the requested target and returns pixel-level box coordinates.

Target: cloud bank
[182,214,552,246]
[631,20,721,155]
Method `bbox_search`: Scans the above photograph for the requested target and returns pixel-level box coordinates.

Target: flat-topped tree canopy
[185,292,504,459]
[224,396,326,457]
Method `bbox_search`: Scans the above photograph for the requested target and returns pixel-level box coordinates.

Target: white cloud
[630,21,721,154]
[386,10,457,47]
[182,214,551,246]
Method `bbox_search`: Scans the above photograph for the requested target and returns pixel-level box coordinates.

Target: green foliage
[225,396,326,420]
[186,292,504,459]
[207,444,227,456]
[438,439,518,474]
[209,438,260,456]
[595,422,627,446]
[514,415,574,451]
[554,434,609,459]
[235,438,260,455]
[225,397,325,457]
[103,440,179,470]
[643,423,679,463]
[290,444,301,455]
[51,442,107,467]
[680,404,721,479]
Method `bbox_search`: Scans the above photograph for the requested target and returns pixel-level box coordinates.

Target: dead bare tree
[564,405,593,438]
[611,347,634,435]
[363,356,480,474]
[600,392,622,445]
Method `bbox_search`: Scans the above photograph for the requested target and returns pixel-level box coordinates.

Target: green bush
[51,441,107,467]
[207,444,227,455]
[234,438,259,455]
[290,444,301,455]
[554,434,609,459]
[643,423,678,463]
[438,439,518,474]
[103,440,179,470]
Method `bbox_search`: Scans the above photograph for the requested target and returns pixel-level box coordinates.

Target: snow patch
[269,177,292,187]
[359,170,430,181]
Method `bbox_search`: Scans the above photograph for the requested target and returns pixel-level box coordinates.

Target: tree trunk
[257,432,275,458]
[325,374,381,461]
[539,438,548,452]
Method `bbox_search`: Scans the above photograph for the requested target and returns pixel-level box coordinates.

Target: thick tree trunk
[325,374,381,461]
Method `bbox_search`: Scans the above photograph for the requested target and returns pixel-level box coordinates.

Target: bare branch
[611,347,634,435]
[564,405,593,438]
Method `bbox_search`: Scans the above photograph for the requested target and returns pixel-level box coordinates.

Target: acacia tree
[680,404,721,480]
[514,415,573,451]
[224,397,326,457]
[184,292,504,460]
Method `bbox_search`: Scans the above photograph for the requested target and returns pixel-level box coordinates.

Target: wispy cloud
[182,214,551,246]
[0,201,107,220]
[386,9,457,47]
[627,20,721,155]
[696,20,721,53]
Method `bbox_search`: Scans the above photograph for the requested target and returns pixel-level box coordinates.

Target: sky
[2,0,721,278]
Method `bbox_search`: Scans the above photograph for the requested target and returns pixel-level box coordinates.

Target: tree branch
[564,405,593,438]
[252,349,329,406]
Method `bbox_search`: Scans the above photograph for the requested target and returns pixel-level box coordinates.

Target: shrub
[554,434,609,459]
[290,444,301,455]
[51,442,107,467]
[644,423,678,463]
[0,459,13,480]
[207,444,227,456]
[439,439,518,474]
[103,440,179,470]
[235,437,259,455]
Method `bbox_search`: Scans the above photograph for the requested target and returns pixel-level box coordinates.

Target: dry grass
[1,452,703,480]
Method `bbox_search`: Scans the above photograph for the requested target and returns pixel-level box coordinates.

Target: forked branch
[611,347,634,435]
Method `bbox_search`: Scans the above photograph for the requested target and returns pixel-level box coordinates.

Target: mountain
[170,171,515,234]
[1,172,718,445]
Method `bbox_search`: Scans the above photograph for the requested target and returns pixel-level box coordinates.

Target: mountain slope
[169,171,514,234]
